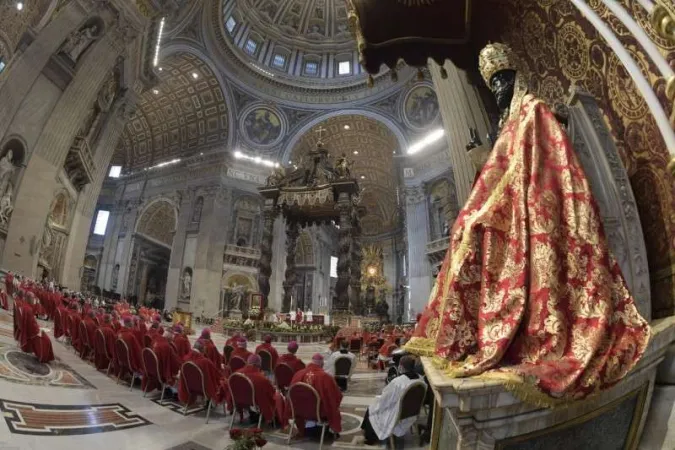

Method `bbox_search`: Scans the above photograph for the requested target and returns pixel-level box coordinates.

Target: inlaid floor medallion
[0,399,151,435]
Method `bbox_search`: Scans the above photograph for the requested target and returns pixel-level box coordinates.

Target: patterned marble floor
[0,310,427,450]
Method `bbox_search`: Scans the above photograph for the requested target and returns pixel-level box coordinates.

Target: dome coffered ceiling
[290,115,401,237]
[115,52,228,171]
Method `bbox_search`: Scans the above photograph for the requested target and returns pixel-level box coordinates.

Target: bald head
[399,355,416,374]
[193,340,205,353]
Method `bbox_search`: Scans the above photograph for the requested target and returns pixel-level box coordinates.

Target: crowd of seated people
[2,272,427,445]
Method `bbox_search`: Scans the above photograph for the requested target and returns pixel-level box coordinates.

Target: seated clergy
[118,316,143,375]
[325,340,356,376]
[94,314,117,371]
[255,334,279,368]
[17,295,55,363]
[83,311,98,352]
[225,332,241,347]
[232,355,277,424]
[173,325,191,358]
[277,341,305,372]
[144,327,181,393]
[288,354,343,438]
[199,328,224,368]
[360,355,423,445]
[231,338,252,362]
[179,340,228,405]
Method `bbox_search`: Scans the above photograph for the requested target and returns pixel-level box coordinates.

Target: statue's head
[6,150,12,159]
[479,43,518,110]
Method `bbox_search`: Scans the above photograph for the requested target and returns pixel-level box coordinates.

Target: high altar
[257,130,365,322]
[347,1,675,449]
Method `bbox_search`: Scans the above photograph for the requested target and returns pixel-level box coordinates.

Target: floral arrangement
[226,428,267,450]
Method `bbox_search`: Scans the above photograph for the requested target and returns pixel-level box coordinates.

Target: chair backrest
[181,361,207,397]
[95,329,109,359]
[257,349,272,372]
[142,347,162,382]
[274,363,294,391]
[396,380,427,423]
[288,382,321,422]
[79,321,89,346]
[229,355,246,372]
[334,356,352,378]
[229,372,256,409]
[349,339,361,353]
[115,338,132,370]
[143,334,152,348]
[223,344,234,363]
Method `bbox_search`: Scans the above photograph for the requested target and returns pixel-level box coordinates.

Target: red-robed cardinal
[1,290,8,310]
[231,338,252,362]
[232,355,277,424]
[255,335,279,368]
[225,332,241,347]
[173,325,191,358]
[178,340,228,405]
[69,305,84,354]
[118,316,143,374]
[143,328,181,393]
[286,354,343,435]
[94,314,117,371]
[82,311,98,356]
[276,341,305,372]
[18,297,54,363]
[198,328,224,368]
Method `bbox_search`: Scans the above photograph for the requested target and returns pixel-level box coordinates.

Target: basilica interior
[0,0,674,449]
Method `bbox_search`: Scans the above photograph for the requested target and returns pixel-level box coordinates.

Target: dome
[218,0,372,88]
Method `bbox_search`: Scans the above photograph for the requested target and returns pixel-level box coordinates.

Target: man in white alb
[289,308,296,325]
[306,308,313,324]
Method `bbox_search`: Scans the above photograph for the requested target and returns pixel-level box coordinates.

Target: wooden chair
[78,321,91,360]
[142,347,168,402]
[287,382,328,450]
[274,363,294,393]
[94,328,113,374]
[334,356,353,392]
[180,361,216,423]
[349,339,362,359]
[228,372,262,429]
[229,355,246,372]
[257,349,272,374]
[223,344,234,364]
[114,339,138,391]
[388,380,427,449]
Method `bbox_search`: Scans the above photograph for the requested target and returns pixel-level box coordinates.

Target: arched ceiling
[136,200,177,247]
[291,115,401,237]
[115,52,228,171]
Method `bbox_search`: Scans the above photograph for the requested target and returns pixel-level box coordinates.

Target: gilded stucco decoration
[290,115,400,236]
[481,0,675,315]
[115,52,228,170]
[135,200,177,247]
[240,104,286,147]
[402,83,440,130]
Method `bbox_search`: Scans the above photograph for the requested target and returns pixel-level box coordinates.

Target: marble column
[282,221,299,313]
[429,60,491,207]
[258,202,279,310]
[405,185,431,319]
[349,213,363,315]
[3,30,125,277]
[334,193,352,311]
[268,214,286,313]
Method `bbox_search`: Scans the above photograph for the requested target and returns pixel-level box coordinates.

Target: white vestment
[368,375,425,440]
[289,311,296,322]
[325,350,356,376]
[306,310,313,322]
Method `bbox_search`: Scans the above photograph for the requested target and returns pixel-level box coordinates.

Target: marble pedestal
[425,317,675,450]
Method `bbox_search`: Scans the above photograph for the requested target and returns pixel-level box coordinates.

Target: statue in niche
[231,284,247,310]
[182,269,192,298]
[0,150,16,199]
[39,212,56,266]
[191,197,203,223]
[111,264,119,290]
[0,183,13,227]
[61,24,99,63]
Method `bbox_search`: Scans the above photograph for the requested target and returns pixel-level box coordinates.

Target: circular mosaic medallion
[241,106,285,147]
[403,85,440,130]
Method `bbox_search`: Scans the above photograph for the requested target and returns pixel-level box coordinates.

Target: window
[225,16,237,34]
[304,61,318,75]
[245,39,258,56]
[338,60,351,75]
[272,54,286,68]
[108,165,122,178]
[0,58,6,74]
[330,256,338,278]
[93,210,110,236]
